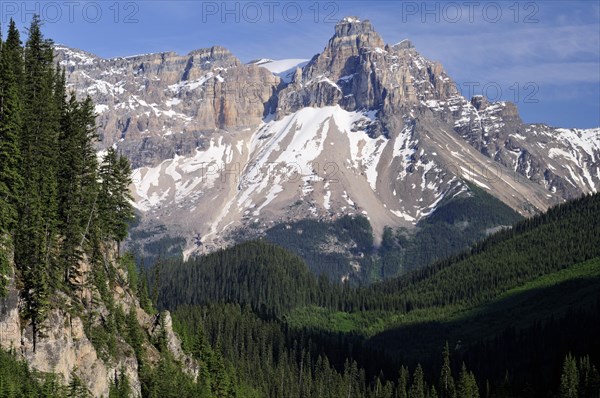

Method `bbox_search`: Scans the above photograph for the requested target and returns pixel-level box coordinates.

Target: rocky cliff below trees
[0,243,197,397]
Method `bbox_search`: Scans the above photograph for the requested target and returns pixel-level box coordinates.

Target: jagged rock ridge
[56,44,280,168]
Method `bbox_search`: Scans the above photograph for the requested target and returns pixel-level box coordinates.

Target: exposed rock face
[436,95,599,199]
[0,246,196,397]
[1,280,129,397]
[22,306,126,397]
[276,17,456,120]
[56,45,279,168]
[54,16,600,261]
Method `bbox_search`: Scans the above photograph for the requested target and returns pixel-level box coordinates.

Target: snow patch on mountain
[131,137,234,212]
[251,58,309,83]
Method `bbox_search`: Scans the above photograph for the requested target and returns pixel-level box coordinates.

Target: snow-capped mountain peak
[54,16,599,258]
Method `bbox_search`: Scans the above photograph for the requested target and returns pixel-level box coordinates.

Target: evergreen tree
[428,385,438,398]
[114,154,134,240]
[57,92,99,288]
[155,312,169,353]
[98,148,134,243]
[3,20,23,83]
[191,326,214,396]
[0,20,24,296]
[559,354,579,398]
[137,266,153,313]
[439,342,455,398]
[40,372,63,398]
[409,364,426,398]
[109,367,131,398]
[14,15,59,349]
[457,363,479,398]
[67,367,90,397]
[397,365,409,398]
[151,257,161,305]
[344,360,360,398]
[211,345,231,398]
[126,307,143,364]
[0,21,23,236]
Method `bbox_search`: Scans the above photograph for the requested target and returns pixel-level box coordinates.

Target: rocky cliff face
[0,285,139,397]
[56,45,279,168]
[54,17,600,261]
[276,17,455,120]
[0,244,196,397]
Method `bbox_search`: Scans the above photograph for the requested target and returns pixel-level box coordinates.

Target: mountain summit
[54,17,599,271]
[331,16,383,44]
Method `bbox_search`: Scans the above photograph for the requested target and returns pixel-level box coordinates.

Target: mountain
[54,16,600,271]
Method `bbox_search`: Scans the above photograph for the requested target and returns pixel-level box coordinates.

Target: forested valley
[153,193,600,397]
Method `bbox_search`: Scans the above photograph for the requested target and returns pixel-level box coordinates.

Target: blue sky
[4,0,599,128]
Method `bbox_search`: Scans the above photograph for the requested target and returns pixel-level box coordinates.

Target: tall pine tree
[397,365,409,398]
[0,20,24,296]
[439,342,455,398]
[559,354,579,398]
[57,93,99,288]
[0,20,23,236]
[457,363,479,398]
[14,16,60,349]
[409,364,426,398]
[97,147,134,245]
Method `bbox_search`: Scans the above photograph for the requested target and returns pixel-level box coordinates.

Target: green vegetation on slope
[0,17,135,336]
[258,183,523,284]
[0,348,58,397]
[157,193,600,397]
[375,182,523,280]
[287,256,600,337]
[155,240,321,317]
[260,214,375,282]
[353,192,600,312]
[0,19,224,398]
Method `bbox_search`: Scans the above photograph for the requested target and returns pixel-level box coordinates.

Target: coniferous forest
[1,18,599,398]
[153,193,600,398]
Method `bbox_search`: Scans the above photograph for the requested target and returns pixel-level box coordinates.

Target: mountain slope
[0,243,200,396]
